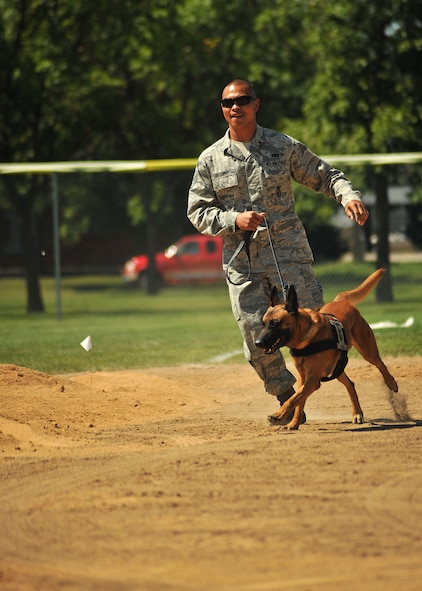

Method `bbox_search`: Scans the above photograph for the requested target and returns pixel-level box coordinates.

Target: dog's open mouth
[262,338,282,354]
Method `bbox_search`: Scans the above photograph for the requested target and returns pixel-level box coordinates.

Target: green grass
[0,277,243,373]
[0,261,421,374]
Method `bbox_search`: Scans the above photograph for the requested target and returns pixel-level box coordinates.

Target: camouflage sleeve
[290,140,362,208]
[187,156,238,236]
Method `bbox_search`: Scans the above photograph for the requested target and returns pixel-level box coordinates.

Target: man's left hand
[345,200,369,226]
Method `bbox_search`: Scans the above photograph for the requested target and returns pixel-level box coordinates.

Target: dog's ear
[285,284,299,315]
[270,286,282,307]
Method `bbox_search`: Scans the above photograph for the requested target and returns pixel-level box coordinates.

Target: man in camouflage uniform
[187,78,369,424]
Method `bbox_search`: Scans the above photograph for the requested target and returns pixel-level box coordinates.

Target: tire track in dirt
[0,359,421,591]
[365,471,422,537]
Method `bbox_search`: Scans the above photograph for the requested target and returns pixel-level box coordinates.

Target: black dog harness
[290,314,349,382]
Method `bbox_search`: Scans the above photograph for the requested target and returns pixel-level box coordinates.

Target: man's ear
[285,284,299,315]
[270,285,282,307]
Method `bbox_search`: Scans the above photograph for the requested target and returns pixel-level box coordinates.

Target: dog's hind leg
[372,359,398,393]
[336,372,364,424]
[350,319,398,393]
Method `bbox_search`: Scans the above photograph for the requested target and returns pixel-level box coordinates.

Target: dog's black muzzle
[255,328,290,354]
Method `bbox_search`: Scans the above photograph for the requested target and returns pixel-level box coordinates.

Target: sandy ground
[0,357,421,591]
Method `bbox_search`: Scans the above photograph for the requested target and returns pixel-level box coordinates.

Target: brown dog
[255,269,398,430]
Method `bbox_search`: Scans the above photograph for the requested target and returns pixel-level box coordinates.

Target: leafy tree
[0,0,151,310]
[1,0,308,306]
[0,1,250,305]
[288,0,422,300]
[2,0,421,309]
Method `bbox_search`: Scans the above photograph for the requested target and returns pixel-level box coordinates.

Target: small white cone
[80,336,92,352]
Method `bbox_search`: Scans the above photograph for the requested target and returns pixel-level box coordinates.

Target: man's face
[221,84,260,131]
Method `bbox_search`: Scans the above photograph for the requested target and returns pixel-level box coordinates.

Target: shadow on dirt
[345,419,422,432]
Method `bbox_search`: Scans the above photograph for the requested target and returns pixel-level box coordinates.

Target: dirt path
[0,358,421,591]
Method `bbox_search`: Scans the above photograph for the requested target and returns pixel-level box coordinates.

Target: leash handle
[263,216,287,299]
[225,218,287,295]
[225,231,252,286]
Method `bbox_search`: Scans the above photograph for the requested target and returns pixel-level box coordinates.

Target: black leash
[225,217,287,297]
[262,216,287,299]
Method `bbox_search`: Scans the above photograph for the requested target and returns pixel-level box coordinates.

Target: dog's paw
[267,411,306,427]
[267,412,293,426]
[285,420,301,430]
[352,414,364,424]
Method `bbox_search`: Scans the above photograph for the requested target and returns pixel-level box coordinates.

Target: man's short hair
[222,79,256,97]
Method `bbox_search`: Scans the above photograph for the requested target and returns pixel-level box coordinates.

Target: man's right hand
[235,211,265,231]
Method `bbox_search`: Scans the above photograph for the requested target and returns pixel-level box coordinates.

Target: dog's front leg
[270,379,319,430]
[269,396,297,424]
[284,399,307,430]
[268,372,305,427]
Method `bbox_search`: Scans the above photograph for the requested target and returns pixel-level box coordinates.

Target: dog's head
[255,284,299,354]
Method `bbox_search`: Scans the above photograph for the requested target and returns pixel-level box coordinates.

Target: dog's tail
[334,268,385,304]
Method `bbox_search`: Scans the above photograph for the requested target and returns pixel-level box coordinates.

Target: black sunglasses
[221,95,257,108]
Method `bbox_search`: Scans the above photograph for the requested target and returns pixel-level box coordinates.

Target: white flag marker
[80,336,92,351]
[370,317,414,330]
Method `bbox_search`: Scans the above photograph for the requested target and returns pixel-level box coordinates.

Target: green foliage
[293,184,337,225]
[1,0,422,311]
[127,194,146,226]
[292,184,347,261]
[293,0,422,153]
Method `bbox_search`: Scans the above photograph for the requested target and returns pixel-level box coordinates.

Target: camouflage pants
[227,263,323,400]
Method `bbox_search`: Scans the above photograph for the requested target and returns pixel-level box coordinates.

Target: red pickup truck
[121,234,225,288]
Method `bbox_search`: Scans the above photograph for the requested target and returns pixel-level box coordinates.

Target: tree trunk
[145,215,160,295]
[351,224,366,262]
[19,200,45,313]
[139,175,161,295]
[374,170,393,302]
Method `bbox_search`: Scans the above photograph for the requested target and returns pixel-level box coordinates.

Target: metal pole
[51,173,62,319]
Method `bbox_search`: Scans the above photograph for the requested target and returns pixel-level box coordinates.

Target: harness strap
[290,315,349,382]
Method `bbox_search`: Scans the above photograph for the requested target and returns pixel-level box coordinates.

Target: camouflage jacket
[187,125,362,267]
